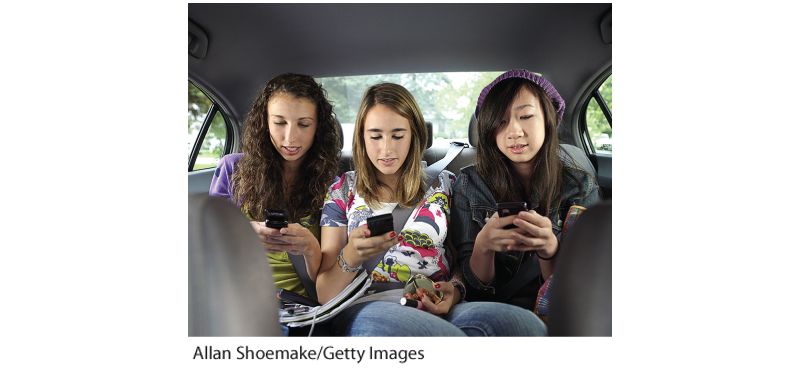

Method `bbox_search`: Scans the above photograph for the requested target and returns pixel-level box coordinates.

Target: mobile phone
[497,202,528,230]
[264,209,288,229]
[366,213,393,237]
[277,288,321,307]
[403,274,443,300]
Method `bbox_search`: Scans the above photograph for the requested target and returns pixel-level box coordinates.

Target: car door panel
[589,153,611,199]
[189,168,215,196]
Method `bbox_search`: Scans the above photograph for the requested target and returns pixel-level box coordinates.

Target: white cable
[307,307,321,337]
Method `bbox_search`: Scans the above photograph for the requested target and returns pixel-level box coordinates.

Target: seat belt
[287,253,318,300]
[284,198,319,300]
[361,142,467,279]
[493,254,541,302]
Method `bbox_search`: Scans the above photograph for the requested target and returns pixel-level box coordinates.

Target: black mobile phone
[497,202,528,230]
[367,213,394,237]
[277,288,321,307]
[264,209,288,229]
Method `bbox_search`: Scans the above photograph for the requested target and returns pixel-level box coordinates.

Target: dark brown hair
[231,73,340,222]
[352,83,427,209]
[475,78,585,217]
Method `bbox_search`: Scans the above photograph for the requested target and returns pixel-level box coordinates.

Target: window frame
[577,69,612,155]
[188,80,234,172]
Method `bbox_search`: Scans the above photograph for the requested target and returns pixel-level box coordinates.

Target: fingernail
[434,283,440,289]
[514,219,520,225]
[398,236,404,241]
[519,212,526,217]
[390,231,396,238]
[364,231,369,236]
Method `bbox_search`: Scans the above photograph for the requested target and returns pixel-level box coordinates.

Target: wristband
[449,277,467,304]
[338,248,363,273]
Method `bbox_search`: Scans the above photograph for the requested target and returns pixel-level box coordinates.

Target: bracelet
[536,239,560,261]
[338,248,362,273]
[448,277,466,304]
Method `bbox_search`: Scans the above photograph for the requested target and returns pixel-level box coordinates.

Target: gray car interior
[188,3,611,336]
[547,200,612,336]
[188,194,282,336]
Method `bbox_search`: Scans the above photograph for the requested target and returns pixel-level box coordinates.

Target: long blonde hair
[352,83,427,209]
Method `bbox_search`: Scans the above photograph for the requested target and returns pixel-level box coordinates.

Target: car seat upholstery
[334,115,344,150]
[188,194,282,336]
[340,120,458,177]
[546,200,612,336]
[426,121,433,149]
[559,143,597,177]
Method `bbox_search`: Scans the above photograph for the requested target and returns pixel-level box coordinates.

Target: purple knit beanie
[475,69,565,126]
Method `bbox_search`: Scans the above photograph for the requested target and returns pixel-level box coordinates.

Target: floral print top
[321,170,457,283]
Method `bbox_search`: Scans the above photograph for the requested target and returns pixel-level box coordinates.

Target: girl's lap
[330,300,547,337]
[330,300,466,336]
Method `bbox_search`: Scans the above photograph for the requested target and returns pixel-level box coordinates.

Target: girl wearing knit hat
[450,69,601,320]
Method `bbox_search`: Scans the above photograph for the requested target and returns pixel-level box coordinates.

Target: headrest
[426,121,433,149]
[334,114,344,150]
[468,113,478,147]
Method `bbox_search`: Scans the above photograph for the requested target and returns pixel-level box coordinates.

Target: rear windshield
[317,72,504,150]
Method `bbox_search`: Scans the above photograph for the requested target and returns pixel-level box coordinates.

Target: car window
[585,74,612,154]
[188,81,229,171]
[316,72,504,149]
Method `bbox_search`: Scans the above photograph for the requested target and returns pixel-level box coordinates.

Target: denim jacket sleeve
[452,163,601,302]
[550,165,601,237]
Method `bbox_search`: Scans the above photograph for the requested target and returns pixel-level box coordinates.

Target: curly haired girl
[209,73,340,297]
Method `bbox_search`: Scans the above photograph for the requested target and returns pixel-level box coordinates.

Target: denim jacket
[451,160,600,301]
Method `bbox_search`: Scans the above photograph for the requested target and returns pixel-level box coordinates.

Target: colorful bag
[534,205,586,321]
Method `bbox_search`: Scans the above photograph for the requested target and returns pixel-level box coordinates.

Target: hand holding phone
[264,209,289,229]
[496,202,528,230]
[366,213,393,237]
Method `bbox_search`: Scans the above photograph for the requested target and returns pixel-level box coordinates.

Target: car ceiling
[189,3,611,128]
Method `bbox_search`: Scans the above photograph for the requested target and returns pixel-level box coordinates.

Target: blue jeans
[329,300,547,336]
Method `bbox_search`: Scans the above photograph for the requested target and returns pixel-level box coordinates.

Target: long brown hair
[231,73,340,222]
[476,78,582,217]
[352,83,427,209]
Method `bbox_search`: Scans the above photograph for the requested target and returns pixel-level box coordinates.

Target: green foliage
[318,72,503,141]
[189,82,212,133]
[599,74,612,111]
[586,75,612,152]
[189,82,227,167]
